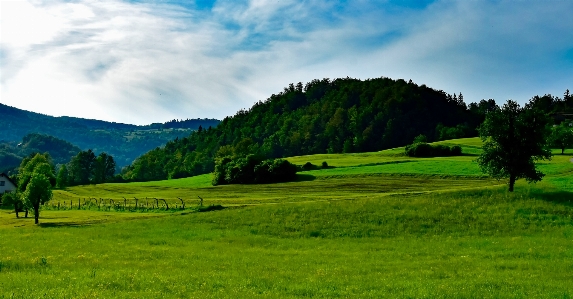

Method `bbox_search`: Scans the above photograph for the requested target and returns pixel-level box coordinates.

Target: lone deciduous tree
[23,172,53,224]
[549,123,573,154]
[18,153,56,224]
[477,100,552,192]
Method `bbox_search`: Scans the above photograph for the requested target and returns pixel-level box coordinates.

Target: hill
[2,137,572,297]
[122,77,497,181]
[0,133,82,173]
[0,103,220,168]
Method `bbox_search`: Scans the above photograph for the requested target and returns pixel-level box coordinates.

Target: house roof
[0,173,17,187]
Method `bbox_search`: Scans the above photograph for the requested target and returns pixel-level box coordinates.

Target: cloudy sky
[1,0,572,125]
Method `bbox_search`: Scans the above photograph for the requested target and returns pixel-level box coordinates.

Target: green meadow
[2,137,573,298]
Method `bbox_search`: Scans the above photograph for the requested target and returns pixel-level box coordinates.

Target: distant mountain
[0,103,220,168]
[0,133,81,174]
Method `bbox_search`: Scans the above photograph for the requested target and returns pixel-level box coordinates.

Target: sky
[1,0,572,125]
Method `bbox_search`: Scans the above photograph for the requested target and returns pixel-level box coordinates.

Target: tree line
[0,103,220,170]
[123,76,572,182]
[122,77,491,181]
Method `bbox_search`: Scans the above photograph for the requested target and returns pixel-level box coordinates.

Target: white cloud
[1,0,572,124]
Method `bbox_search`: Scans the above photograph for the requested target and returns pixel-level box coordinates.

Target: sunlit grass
[2,185,573,298]
[2,137,573,297]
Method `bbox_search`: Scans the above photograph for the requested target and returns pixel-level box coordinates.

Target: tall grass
[1,137,573,297]
[2,185,573,298]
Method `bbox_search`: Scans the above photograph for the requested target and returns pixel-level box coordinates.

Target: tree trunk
[14,203,19,218]
[562,147,565,155]
[34,203,40,224]
[509,175,516,192]
[25,209,28,218]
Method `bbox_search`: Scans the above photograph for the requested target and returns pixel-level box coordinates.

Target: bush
[450,145,462,156]
[212,155,298,185]
[405,142,434,157]
[302,162,314,170]
[405,142,463,157]
[321,161,328,168]
[413,134,428,143]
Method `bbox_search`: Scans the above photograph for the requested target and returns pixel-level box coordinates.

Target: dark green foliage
[413,134,428,143]
[0,103,219,168]
[212,155,298,185]
[450,145,462,155]
[477,100,552,192]
[301,162,318,171]
[67,150,117,186]
[0,192,22,218]
[125,77,479,181]
[20,133,80,164]
[68,150,96,185]
[0,133,81,174]
[18,153,56,193]
[404,142,463,157]
[0,150,21,174]
[56,165,69,189]
[17,153,56,223]
[549,123,573,154]
[321,161,329,169]
[92,152,116,184]
[435,123,473,140]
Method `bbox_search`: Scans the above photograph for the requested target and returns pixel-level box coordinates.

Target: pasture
[1,137,573,298]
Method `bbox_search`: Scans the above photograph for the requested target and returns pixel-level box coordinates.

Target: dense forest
[0,133,81,174]
[0,103,220,168]
[125,76,548,181]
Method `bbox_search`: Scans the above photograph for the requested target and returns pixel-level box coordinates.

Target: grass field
[2,137,573,298]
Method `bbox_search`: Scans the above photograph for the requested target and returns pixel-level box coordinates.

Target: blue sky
[1,0,572,125]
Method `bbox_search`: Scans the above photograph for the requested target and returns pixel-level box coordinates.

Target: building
[0,173,17,194]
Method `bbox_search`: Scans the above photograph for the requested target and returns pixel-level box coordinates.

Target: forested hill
[0,133,81,174]
[0,103,220,167]
[123,77,499,181]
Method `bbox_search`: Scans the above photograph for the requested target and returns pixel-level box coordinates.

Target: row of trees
[57,150,117,188]
[1,149,118,224]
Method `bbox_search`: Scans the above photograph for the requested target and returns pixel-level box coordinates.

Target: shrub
[450,145,462,156]
[405,142,463,157]
[413,134,428,144]
[302,162,315,171]
[405,142,434,157]
[321,161,328,168]
[212,155,298,185]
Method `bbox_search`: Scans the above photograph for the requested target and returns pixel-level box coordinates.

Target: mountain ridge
[0,103,220,170]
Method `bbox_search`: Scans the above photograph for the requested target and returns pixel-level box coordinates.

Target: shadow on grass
[294,174,316,182]
[530,190,573,208]
[38,221,103,228]
[197,205,226,212]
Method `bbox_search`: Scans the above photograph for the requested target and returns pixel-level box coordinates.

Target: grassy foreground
[2,137,573,298]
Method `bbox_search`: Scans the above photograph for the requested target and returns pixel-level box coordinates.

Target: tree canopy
[17,153,56,224]
[123,77,483,181]
[66,150,117,186]
[477,100,552,192]
[549,122,573,154]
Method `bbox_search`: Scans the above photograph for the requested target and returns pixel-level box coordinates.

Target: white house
[0,173,17,194]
